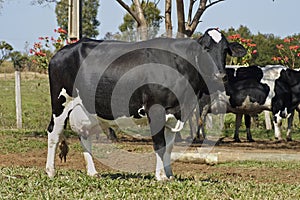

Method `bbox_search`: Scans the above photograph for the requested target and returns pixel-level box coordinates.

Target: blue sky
[0,0,299,52]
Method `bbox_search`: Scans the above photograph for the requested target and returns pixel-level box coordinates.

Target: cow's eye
[204,47,210,51]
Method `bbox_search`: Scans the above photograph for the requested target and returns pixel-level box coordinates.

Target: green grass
[0,166,299,199]
[0,76,51,130]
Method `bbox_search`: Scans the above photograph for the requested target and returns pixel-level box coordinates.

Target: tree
[118,1,162,41]
[55,0,100,38]
[175,0,224,37]
[116,0,162,40]
[0,41,13,67]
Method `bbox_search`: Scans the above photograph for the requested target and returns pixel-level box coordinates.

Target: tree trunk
[176,0,185,38]
[133,0,148,40]
[165,0,172,38]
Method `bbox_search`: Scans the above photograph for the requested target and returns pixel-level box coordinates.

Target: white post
[264,111,272,130]
[68,0,82,42]
[15,70,22,129]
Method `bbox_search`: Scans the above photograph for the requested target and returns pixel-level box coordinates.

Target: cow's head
[198,28,247,79]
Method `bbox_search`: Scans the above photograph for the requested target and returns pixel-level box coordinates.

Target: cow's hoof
[286,137,293,142]
[45,168,56,178]
[247,138,255,143]
[233,138,241,143]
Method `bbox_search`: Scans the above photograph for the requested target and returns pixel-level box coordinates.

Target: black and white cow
[45,28,246,181]
[197,65,299,142]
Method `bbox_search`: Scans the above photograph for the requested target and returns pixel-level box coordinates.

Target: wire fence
[0,72,51,131]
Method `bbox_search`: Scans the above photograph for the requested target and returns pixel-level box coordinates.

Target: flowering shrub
[30,28,69,71]
[227,34,257,66]
[272,36,300,69]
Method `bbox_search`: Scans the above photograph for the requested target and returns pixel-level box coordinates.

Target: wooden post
[68,0,82,42]
[15,70,22,129]
[264,111,272,130]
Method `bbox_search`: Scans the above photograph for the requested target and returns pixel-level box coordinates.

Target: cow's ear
[228,42,247,57]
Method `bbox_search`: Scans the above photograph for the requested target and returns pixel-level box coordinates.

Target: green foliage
[10,51,29,71]
[55,0,100,38]
[224,25,300,68]
[0,41,13,66]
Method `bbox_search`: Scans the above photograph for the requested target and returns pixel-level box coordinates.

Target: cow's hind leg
[80,135,98,176]
[233,114,243,142]
[245,114,254,142]
[46,114,67,178]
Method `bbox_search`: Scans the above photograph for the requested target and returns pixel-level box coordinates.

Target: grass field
[1,73,300,199]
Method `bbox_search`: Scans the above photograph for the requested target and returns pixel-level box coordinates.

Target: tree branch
[206,0,225,9]
[187,0,224,37]
[187,0,196,25]
[116,0,141,25]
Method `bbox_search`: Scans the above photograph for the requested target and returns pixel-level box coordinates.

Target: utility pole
[68,0,82,42]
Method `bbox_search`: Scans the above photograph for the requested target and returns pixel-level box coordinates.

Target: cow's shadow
[98,172,195,182]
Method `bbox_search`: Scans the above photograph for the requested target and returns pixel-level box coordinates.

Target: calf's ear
[228,42,247,57]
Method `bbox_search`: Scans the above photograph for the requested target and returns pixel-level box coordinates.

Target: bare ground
[1,135,300,184]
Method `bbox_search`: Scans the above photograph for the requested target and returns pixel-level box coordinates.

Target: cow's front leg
[234,114,243,142]
[273,113,283,140]
[286,110,294,141]
[148,104,176,181]
[152,127,175,181]
[46,115,65,178]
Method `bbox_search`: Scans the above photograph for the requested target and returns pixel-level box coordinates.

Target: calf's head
[198,28,247,79]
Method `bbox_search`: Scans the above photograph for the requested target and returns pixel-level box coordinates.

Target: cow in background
[197,65,299,142]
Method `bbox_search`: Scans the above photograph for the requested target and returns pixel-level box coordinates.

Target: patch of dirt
[1,135,300,184]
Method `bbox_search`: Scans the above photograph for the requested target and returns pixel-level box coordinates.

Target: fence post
[15,70,22,129]
[264,111,272,130]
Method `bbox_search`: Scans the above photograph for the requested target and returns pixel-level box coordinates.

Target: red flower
[297,53,300,57]
[35,51,46,57]
[284,56,289,62]
[284,38,291,43]
[272,57,282,61]
[228,34,241,40]
[247,43,256,47]
[289,45,300,51]
[57,27,67,34]
[38,37,44,40]
[252,50,257,54]
[276,44,284,50]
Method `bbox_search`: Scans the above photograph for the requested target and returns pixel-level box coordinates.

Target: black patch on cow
[225,66,270,108]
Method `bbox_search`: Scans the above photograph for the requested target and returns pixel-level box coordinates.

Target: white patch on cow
[165,114,175,121]
[208,29,222,43]
[155,152,168,181]
[171,120,184,132]
[69,104,99,138]
[138,106,146,117]
[260,65,286,106]
[80,136,98,176]
[273,111,283,140]
[58,88,73,106]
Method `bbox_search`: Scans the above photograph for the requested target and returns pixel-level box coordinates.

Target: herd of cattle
[45,28,300,181]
